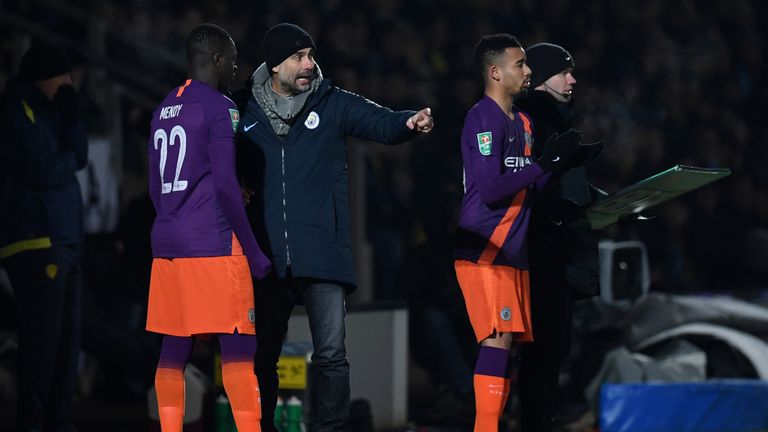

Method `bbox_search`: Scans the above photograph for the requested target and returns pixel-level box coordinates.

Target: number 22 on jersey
[153,125,188,194]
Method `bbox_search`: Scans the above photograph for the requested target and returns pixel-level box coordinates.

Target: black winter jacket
[237,79,415,287]
[0,77,87,259]
[515,90,601,299]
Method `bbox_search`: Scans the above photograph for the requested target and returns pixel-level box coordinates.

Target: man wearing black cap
[514,43,604,432]
[0,42,88,431]
[236,23,433,432]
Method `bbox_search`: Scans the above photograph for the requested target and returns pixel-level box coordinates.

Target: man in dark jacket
[236,23,433,432]
[514,43,604,432]
[0,43,88,431]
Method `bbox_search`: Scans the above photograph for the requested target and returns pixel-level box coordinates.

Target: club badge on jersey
[304,111,320,129]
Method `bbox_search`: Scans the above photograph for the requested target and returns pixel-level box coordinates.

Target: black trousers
[518,227,573,432]
[5,245,82,432]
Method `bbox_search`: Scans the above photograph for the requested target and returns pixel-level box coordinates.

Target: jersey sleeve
[207,98,272,278]
[463,109,544,206]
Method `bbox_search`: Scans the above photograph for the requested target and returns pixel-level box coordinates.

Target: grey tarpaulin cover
[625,293,768,346]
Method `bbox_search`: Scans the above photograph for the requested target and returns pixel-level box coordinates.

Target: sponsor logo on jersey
[500,306,511,321]
[504,156,533,168]
[504,156,534,172]
[477,131,492,156]
[248,308,256,324]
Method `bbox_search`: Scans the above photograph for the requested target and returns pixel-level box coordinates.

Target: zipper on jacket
[281,144,291,266]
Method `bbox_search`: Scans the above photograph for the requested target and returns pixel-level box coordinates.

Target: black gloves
[563,140,606,169]
[537,130,607,172]
[53,84,81,125]
[537,129,581,172]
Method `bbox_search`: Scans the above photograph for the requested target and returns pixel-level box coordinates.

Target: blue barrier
[600,380,768,432]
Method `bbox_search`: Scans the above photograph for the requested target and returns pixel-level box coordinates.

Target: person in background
[515,42,604,432]
[0,42,88,432]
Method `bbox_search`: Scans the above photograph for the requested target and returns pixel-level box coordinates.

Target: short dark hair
[185,23,232,60]
[474,33,522,78]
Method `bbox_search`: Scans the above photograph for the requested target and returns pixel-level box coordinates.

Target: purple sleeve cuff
[533,167,552,191]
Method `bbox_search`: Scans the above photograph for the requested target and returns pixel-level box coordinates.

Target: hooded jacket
[236,64,416,287]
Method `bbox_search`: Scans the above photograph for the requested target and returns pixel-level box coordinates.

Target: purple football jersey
[454,95,549,269]
[148,79,269,277]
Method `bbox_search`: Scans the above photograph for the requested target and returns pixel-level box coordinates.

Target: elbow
[478,189,504,208]
[475,178,500,207]
[213,182,240,208]
[213,183,232,200]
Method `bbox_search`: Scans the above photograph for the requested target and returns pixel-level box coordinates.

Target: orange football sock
[155,367,186,432]
[474,374,508,432]
[222,361,262,432]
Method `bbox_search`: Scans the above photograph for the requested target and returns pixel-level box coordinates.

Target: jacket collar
[247,69,332,117]
[515,89,574,127]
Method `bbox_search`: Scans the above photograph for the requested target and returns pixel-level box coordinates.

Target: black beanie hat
[262,23,315,70]
[526,43,574,89]
[19,43,73,83]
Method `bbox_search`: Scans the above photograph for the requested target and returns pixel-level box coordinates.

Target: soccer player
[453,34,581,431]
[145,23,271,432]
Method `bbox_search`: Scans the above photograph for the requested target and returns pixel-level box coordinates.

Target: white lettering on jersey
[159,104,184,120]
[504,156,533,171]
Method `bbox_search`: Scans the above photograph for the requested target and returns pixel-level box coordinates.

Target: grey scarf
[250,62,323,137]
